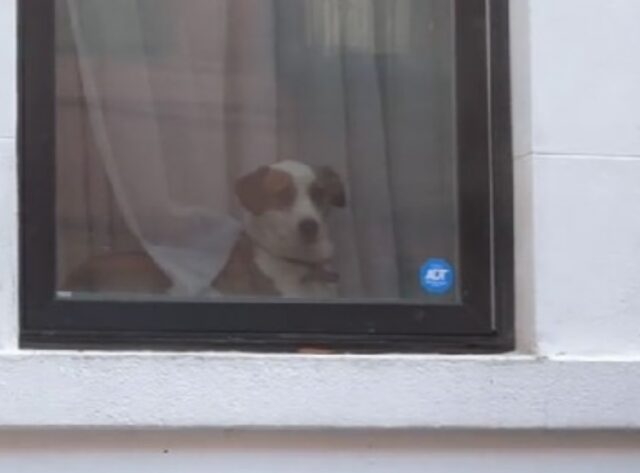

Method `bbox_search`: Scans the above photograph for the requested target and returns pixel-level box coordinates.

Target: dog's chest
[254,249,337,298]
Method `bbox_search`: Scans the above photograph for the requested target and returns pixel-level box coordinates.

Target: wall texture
[525,0,640,356]
[1,0,640,470]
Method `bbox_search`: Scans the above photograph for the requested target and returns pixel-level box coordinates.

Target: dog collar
[247,234,339,283]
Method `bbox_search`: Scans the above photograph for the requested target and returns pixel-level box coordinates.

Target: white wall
[0,0,639,470]
[524,0,640,356]
[0,0,17,352]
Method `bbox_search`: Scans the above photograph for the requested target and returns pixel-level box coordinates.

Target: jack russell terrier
[63,161,346,299]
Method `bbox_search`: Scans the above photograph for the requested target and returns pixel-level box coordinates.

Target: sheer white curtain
[62,0,457,300]
[65,0,278,295]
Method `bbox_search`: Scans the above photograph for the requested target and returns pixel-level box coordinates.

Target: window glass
[55,0,459,303]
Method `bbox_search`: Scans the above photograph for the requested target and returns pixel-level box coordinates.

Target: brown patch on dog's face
[236,166,296,215]
[311,166,346,211]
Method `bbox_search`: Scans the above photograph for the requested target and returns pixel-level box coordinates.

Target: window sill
[1,351,639,430]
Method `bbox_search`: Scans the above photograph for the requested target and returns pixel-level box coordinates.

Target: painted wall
[0,0,639,470]
[521,0,640,356]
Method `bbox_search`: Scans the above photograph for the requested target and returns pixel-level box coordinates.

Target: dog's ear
[317,166,346,208]
[235,166,270,215]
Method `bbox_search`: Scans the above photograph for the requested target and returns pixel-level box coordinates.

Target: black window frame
[19,0,514,353]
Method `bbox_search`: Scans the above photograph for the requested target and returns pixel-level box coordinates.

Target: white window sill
[1,352,639,430]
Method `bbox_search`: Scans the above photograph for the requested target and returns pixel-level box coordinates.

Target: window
[20,0,513,352]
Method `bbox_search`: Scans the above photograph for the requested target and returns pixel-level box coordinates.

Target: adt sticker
[420,259,455,295]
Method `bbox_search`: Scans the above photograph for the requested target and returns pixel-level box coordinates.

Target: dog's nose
[298,218,320,243]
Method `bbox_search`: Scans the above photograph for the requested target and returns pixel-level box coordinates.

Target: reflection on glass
[55,0,459,302]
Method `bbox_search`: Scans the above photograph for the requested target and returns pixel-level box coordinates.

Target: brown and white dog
[216,160,346,298]
[64,161,346,299]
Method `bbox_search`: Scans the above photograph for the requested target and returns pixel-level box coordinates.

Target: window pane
[55,0,459,302]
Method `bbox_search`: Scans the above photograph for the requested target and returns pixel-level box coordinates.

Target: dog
[216,160,346,298]
[63,161,346,299]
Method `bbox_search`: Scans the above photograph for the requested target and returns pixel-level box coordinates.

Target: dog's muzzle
[298,218,320,243]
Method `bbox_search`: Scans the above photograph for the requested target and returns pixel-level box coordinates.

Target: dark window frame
[19,0,514,353]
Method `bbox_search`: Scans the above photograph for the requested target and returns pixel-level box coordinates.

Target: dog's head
[236,161,346,263]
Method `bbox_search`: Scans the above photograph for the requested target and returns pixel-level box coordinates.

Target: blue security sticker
[419,259,455,295]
